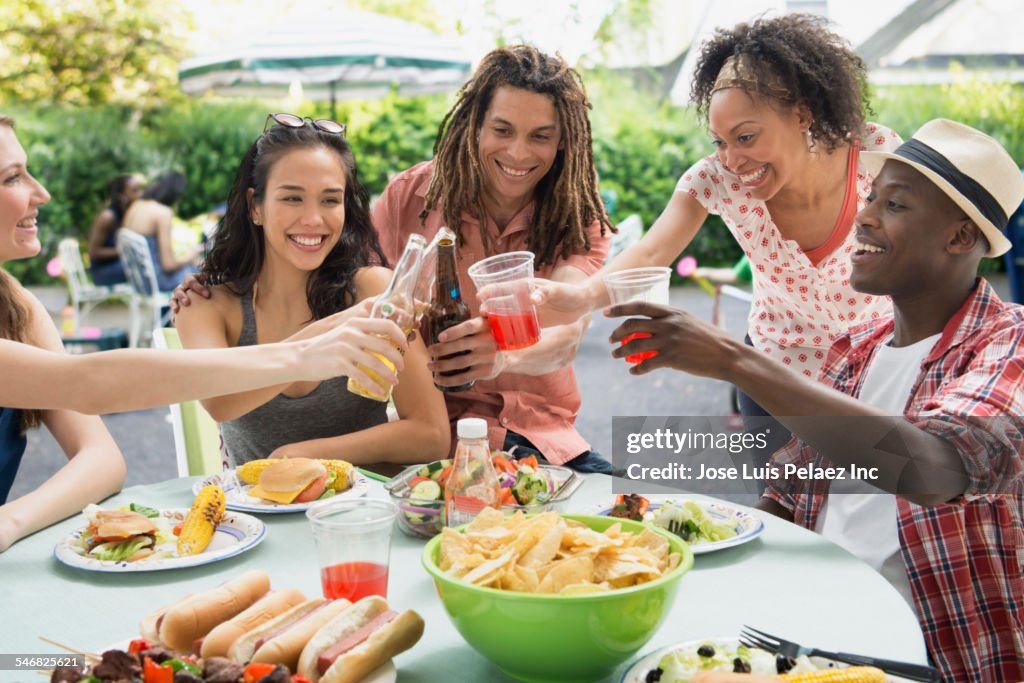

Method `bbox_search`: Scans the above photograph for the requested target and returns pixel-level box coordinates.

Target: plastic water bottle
[444,418,500,528]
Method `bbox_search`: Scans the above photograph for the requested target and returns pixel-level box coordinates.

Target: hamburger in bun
[248,458,333,505]
[139,570,271,652]
[200,588,308,658]
[83,509,159,562]
[228,598,353,671]
[298,596,425,683]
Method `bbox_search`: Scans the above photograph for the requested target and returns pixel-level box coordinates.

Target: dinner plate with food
[193,457,370,514]
[54,485,265,572]
[618,637,912,682]
[585,494,764,554]
[50,571,421,683]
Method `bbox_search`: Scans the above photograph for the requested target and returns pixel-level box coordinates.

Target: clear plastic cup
[603,267,671,364]
[467,251,541,351]
[306,498,397,601]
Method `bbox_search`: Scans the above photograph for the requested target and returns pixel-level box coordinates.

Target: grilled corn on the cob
[237,458,353,491]
[780,667,886,682]
[177,484,226,556]
[318,459,354,491]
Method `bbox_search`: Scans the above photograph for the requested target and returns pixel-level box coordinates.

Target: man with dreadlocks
[372,45,615,473]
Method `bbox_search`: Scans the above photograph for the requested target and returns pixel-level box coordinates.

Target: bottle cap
[457,417,488,439]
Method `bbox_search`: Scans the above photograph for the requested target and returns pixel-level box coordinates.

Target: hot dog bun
[158,570,271,652]
[200,588,307,658]
[298,596,425,683]
[139,594,193,642]
[228,598,353,671]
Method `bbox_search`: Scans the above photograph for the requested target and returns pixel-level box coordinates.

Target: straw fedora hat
[861,119,1024,257]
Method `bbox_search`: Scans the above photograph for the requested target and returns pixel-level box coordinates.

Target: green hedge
[5,75,1022,284]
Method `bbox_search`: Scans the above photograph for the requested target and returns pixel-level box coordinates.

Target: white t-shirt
[675,123,902,378]
[814,332,941,607]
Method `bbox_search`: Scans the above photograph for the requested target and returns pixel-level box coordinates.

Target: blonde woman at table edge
[0,113,408,553]
[173,115,450,468]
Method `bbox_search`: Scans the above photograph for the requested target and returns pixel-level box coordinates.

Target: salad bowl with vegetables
[387,453,582,539]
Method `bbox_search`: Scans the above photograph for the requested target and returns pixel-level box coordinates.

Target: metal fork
[739,625,941,682]
[665,518,697,541]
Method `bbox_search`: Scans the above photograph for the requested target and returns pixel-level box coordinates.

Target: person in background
[0,113,407,552]
[528,15,902,485]
[87,174,143,286]
[173,46,616,474]
[122,170,200,291]
[606,120,1024,681]
[173,115,449,468]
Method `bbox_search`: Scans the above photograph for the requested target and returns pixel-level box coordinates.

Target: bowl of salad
[386,453,582,539]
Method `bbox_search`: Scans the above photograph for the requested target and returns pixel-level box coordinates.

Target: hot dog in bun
[139,570,270,652]
[297,596,425,683]
[248,458,331,504]
[200,587,307,658]
[228,598,353,671]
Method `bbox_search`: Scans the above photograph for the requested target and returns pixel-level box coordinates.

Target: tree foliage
[0,0,190,107]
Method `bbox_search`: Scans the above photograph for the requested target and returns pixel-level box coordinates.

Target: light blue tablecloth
[0,474,927,682]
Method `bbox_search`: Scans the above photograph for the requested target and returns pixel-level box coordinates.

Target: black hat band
[896,138,1008,229]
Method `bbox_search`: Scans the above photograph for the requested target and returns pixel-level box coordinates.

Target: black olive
[776,654,797,673]
[644,667,663,682]
[697,644,716,657]
[733,657,752,673]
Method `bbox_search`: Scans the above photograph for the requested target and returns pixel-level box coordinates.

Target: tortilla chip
[537,556,593,594]
[517,519,565,569]
[463,549,516,586]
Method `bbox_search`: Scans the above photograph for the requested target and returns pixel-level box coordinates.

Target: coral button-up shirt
[372,161,610,465]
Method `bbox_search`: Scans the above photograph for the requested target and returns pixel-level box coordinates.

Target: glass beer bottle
[347,234,427,402]
[425,228,474,392]
[444,418,500,528]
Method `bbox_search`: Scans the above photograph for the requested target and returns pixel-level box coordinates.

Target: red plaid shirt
[764,279,1024,682]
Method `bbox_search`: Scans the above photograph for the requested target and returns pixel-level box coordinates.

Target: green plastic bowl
[421,514,693,683]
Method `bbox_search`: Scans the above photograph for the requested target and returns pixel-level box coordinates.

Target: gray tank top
[219,292,388,466]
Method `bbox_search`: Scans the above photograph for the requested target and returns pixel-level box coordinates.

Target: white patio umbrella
[178,10,472,117]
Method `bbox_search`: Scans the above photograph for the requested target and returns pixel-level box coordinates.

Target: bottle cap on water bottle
[456,418,488,439]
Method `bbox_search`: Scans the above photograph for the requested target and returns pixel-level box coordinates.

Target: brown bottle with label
[425,228,475,392]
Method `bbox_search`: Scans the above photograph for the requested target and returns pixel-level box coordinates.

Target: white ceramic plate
[55,508,265,572]
[100,640,397,683]
[583,495,764,554]
[618,638,912,683]
[193,468,370,514]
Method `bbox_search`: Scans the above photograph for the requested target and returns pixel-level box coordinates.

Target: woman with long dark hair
[88,174,142,285]
[0,113,408,552]
[122,170,199,291]
[175,115,449,467]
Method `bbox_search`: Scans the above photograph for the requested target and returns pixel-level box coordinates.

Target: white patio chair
[115,229,174,347]
[152,326,224,477]
[57,237,134,328]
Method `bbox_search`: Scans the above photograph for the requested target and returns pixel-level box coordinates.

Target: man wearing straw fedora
[606,119,1024,680]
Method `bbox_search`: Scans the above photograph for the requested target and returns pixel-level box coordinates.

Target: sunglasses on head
[263,112,346,136]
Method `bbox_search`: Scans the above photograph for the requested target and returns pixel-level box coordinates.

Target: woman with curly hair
[534,14,902,472]
[174,115,449,468]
